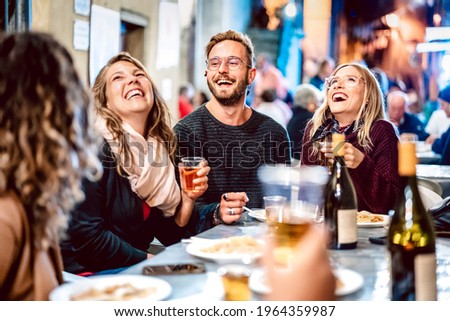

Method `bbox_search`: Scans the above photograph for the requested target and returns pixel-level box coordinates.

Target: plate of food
[249,267,363,297]
[50,275,172,301]
[186,235,264,264]
[246,209,266,222]
[357,211,389,228]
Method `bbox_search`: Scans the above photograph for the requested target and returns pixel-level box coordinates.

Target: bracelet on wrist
[212,203,222,226]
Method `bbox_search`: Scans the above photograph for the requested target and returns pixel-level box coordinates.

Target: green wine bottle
[324,133,358,249]
[388,142,437,300]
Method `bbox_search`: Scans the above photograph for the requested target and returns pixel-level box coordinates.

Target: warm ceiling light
[385,13,399,28]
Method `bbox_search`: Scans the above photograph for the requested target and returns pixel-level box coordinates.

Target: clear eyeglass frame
[325,75,364,89]
[206,56,252,71]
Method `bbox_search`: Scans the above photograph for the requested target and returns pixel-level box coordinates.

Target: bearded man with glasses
[174,30,291,235]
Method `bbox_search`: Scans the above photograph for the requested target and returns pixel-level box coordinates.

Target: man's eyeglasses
[206,56,252,71]
[325,75,364,89]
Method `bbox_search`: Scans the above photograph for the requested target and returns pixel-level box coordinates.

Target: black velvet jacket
[61,142,184,274]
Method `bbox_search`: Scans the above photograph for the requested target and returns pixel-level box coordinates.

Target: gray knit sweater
[174,105,291,234]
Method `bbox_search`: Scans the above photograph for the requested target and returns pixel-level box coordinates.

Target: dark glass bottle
[388,142,437,300]
[324,133,358,249]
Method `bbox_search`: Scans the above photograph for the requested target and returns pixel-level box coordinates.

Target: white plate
[50,275,172,301]
[357,211,389,228]
[249,267,363,297]
[247,209,266,222]
[333,268,364,296]
[185,237,263,264]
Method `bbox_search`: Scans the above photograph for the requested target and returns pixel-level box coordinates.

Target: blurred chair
[418,185,443,210]
[417,177,443,196]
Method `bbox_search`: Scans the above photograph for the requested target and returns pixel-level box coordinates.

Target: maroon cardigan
[301,119,401,214]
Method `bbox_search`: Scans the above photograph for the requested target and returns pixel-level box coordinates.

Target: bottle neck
[332,156,348,177]
[398,175,427,220]
[334,156,346,167]
[399,166,416,177]
[398,142,417,176]
[401,174,419,187]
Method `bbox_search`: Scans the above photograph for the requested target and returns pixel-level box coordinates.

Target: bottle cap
[398,142,416,176]
[332,133,345,156]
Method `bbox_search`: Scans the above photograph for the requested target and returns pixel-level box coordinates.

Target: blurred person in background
[178,84,194,119]
[287,84,323,160]
[438,132,450,165]
[252,52,289,107]
[61,52,209,275]
[426,85,450,145]
[387,78,407,93]
[174,30,290,235]
[301,62,401,214]
[370,67,389,105]
[386,90,429,141]
[302,58,320,84]
[191,90,209,108]
[254,89,292,128]
[0,32,101,300]
[309,57,335,91]
[406,89,424,121]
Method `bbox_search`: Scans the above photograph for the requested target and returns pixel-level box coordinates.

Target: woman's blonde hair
[0,32,102,249]
[308,62,387,150]
[92,52,176,171]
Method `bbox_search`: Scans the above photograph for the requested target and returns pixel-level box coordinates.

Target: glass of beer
[179,157,205,192]
[264,198,311,266]
[218,264,252,301]
[399,133,418,143]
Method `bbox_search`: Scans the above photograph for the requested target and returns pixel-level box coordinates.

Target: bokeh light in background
[284,2,297,18]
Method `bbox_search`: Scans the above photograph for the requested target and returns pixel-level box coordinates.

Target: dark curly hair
[0,32,102,249]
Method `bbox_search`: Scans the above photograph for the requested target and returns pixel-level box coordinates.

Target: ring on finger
[227,208,235,215]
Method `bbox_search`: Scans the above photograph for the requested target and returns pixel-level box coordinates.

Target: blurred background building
[2,0,450,122]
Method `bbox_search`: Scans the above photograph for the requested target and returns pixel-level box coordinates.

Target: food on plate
[71,282,156,301]
[357,211,385,223]
[200,236,261,255]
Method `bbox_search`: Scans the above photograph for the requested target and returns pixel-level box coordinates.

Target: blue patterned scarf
[310,118,364,143]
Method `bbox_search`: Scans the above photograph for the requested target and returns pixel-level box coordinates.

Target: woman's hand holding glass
[176,160,210,227]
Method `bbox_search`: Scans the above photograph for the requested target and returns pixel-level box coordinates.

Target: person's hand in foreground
[263,225,336,301]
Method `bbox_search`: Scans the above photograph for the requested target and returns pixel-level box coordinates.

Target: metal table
[120,219,450,301]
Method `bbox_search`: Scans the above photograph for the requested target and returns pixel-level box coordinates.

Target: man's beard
[207,77,248,106]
